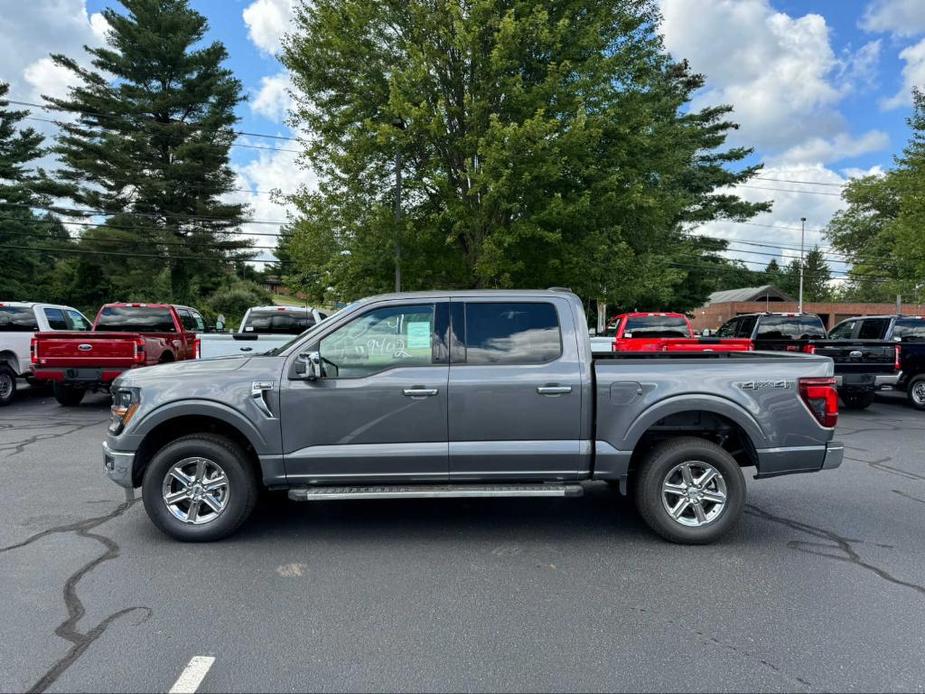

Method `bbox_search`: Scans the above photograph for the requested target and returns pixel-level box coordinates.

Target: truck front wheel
[142,434,259,542]
[633,437,745,544]
[53,383,85,407]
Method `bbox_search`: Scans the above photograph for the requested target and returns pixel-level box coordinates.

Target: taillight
[804,344,816,355]
[799,377,838,428]
[194,338,201,359]
[133,337,146,364]
[30,337,37,364]
[895,345,901,371]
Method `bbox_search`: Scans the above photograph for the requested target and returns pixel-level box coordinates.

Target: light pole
[798,216,806,313]
[392,118,405,293]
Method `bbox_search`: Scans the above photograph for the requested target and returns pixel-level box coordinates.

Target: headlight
[110,387,141,434]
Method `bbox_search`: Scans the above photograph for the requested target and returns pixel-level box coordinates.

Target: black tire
[907,375,925,411]
[840,391,875,410]
[633,436,745,544]
[142,433,259,542]
[0,365,16,407]
[53,383,85,407]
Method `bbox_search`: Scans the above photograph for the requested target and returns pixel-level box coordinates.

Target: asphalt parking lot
[1,387,924,693]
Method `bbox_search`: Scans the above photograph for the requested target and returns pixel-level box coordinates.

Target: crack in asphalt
[628,606,813,690]
[893,489,925,505]
[746,504,925,598]
[844,455,925,482]
[0,418,108,457]
[0,497,151,693]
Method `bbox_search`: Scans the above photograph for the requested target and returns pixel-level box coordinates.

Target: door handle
[537,385,572,396]
[239,347,254,352]
[402,387,439,398]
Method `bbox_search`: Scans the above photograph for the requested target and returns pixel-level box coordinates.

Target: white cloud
[881,37,925,109]
[251,71,292,121]
[242,0,295,56]
[769,130,890,166]
[861,0,925,37]
[659,0,883,163]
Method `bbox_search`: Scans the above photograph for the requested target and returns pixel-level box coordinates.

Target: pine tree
[46,0,248,303]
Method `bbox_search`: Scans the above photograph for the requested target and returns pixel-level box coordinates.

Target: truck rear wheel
[908,375,925,411]
[142,434,258,542]
[633,437,745,544]
[840,391,875,410]
[53,383,85,407]
[0,365,16,407]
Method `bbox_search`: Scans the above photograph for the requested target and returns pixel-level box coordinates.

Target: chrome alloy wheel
[660,461,728,527]
[912,381,925,406]
[0,371,13,401]
[161,457,230,525]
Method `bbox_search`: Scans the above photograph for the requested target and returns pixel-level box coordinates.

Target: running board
[287,483,584,501]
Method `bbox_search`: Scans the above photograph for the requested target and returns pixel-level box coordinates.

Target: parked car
[598,312,752,353]
[195,305,328,359]
[829,314,925,410]
[102,289,842,545]
[31,303,204,406]
[716,312,898,409]
[0,302,92,406]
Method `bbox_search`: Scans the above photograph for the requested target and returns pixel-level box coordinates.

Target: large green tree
[281,0,769,309]
[47,0,249,303]
[774,247,832,302]
[0,82,76,301]
[827,88,925,302]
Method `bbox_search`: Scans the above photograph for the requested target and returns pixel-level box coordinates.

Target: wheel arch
[0,350,21,375]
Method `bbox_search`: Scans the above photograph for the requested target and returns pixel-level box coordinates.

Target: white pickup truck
[0,301,92,405]
[196,305,328,359]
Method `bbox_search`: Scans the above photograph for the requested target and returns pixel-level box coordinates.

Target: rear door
[447,297,583,480]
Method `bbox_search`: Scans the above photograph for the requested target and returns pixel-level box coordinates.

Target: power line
[752,176,847,188]
[0,242,286,263]
[4,200,290,226]
[737,184,843,197]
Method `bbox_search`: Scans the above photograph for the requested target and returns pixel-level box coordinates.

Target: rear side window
[43,308,69,330]
[243,310,315,335]
[464,302,561,364]
[716,318,739,338]
[177,309,200,332]
[97,306,177,332]
[858,318,890,340]
[893,319,925,341]
[0,307,38,332]
[623,315,689,338]
[736,315,758,339]
[756,315,826,340]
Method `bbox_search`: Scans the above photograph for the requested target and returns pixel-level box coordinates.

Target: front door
[280,301,449,483]
[447,298,584,480]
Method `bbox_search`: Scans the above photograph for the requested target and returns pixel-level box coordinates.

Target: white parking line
[168,656,215,693]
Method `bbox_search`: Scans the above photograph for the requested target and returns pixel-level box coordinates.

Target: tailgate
[809,341,897,375]
[33,332,140,368]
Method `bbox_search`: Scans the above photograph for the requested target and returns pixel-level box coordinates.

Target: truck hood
[115,355,279,388]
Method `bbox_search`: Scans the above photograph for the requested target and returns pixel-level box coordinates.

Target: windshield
[894,319,925,341]
[97,306,176,332]
[623,316,690,338]
[261,302,356,356]
[242,310,315,335]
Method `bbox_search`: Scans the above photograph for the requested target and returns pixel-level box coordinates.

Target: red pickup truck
[605,312,752,353]
[31,303,204,406]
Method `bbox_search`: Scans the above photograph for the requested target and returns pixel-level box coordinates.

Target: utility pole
[393,118,405,293]
[798,216,806,313]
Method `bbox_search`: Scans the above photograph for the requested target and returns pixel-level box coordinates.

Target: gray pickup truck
[103,289,843,544]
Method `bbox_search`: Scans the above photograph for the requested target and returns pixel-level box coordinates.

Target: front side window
[465,302,561,365]
[44,308,68,330]
[716,318,739,338]
[177,309,198,332]
[97,306,177,332]
[756,315,826,340]
[892,319,925,341]
[66,310,90,330]
[736,315,758,339]
[319,304,435,378]
[0,307,38,332]
[829,320,856,339]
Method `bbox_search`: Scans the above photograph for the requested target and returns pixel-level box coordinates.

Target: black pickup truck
[829,314,925,409]
[716,312,899,409]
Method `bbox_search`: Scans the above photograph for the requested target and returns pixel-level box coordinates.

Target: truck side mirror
[295,351,322,380]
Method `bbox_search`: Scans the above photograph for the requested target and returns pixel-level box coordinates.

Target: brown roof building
[690,285,923,332]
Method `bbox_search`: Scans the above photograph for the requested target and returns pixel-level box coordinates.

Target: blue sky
[5,0,925,272]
